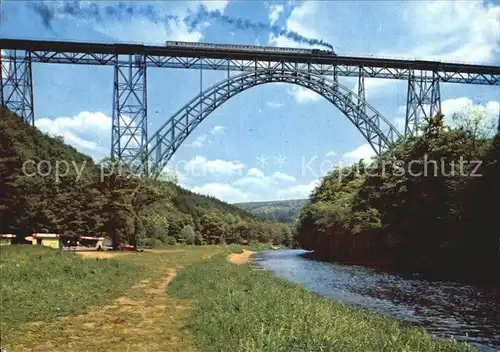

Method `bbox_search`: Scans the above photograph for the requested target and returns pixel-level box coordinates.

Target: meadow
[0,245,475,352]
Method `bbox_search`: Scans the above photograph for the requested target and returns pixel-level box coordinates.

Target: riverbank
[252,249,500,351]
[227,249,255,264]
[1,245,476,351]
[169,254,475,351]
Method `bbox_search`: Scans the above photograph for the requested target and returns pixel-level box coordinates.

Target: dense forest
[0,108,293,248]
[297,109,499,283]
[235,199,306,224]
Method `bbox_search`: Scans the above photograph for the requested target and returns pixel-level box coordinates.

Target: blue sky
[1,0,499,203]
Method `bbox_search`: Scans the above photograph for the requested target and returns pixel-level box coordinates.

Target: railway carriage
[165,41,336,56]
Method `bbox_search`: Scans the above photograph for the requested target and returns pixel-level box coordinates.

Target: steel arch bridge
[1,38,500,172]
[133,69,401,172]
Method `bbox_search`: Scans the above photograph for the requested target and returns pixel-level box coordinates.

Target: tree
[424,113,445,140]
[451,103,497,140]
[180,225,196,244]
[199,213,227,244]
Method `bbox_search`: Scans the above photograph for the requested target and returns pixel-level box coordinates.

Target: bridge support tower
[111,54,148,171]
[0,50,35,125]
[357,67,366,115]
[405,70,441,136]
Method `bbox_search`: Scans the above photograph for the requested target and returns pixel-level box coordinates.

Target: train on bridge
[165,41,337,56]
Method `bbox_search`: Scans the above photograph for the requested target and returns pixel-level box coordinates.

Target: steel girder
[133,69,401,174]
[405,70,441,136]
[2,51,499,86]
[0,50,34,125]
[357,67,366,115]
[111,55,148,168]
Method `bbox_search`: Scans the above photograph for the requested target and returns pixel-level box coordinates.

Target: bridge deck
[1,38,499,75]
[1,39,500,85]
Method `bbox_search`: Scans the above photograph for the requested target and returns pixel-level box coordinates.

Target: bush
[180,225,196,244]
[165,236,177,245]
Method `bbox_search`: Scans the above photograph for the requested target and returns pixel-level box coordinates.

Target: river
[251,249,500,352]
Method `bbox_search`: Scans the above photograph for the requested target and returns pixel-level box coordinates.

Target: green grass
[224,243,287,253]
[168,255,475,352]
[0,245,229,352]
[0,245,476,352]
[0,245,144,328]
[148,243,284,254]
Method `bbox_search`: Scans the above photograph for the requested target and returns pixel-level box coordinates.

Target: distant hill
[234,199,307,224]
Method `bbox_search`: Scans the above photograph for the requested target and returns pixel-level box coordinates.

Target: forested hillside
[297,111,499,283]
[0,108,293,247]
[234,199,306,224]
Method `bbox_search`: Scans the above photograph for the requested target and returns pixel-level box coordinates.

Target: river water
[251,249,499,352]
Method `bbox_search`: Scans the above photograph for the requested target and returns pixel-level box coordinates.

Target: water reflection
[251,249,500,352]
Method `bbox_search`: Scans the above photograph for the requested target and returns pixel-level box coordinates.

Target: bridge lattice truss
[1,39,499,173]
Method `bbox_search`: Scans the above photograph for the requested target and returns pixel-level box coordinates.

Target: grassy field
[0,245,231,351]
[0,245,475,352]
[1,246,143,328]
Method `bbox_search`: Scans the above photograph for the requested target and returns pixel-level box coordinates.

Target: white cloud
[233,176,267,188]
[276,179,320,200]
[272,171,296,182]
[187,125,226,148]
[73,1,229,44]
[269,1,498,99]
[179,155,245,177]
[200,0,229,12]
[1,49,11,75]
[352,78,398,100]
[286,85,322,103]
[393,117,406,134]
[182,162,314,202]
[191,176,318,203]
[340,144,376,163]
[268,4,284,25]
[188,140,204,148]
[191,183,251,203]
[325,150,337,157]
[268,2,324,49]
[36,111,111,134]
[441,98,499,122]
[393,97,499,133]
[385,1,500,63]
[232,169,298,195]
[266,101,284,108]
[94,14,200,44]
[35,111,111,160]
[234,167,269,188]
[441,98,499,133]
[246,168,265,178]
[210,125,226,135]
[486,101,500,119]
[349,2,499,97]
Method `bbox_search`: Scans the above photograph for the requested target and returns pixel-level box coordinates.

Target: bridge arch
[133,69,401,172]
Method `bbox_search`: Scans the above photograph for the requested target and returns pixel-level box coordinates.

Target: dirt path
[227,249,255,265]
[11,262,196,351]
[4,247,245,351]
[146,249,186,254]
[75,251,122,259]
[75,249,186,258]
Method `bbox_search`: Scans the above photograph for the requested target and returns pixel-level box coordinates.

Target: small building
[30,233,62,249]
[0,234,16,246]
[79,236,105,250]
